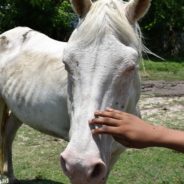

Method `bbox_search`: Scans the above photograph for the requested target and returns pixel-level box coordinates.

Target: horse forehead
[66,36,137,62]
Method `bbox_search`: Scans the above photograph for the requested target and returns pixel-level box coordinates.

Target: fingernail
[90,118,96,123]
[91,129,96,134]
[106,107,113,111]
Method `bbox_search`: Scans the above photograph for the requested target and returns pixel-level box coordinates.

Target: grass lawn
[140,59,184,81]
[108,148,184,184]
[10,60,184,184]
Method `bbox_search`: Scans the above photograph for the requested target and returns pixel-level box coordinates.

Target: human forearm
[154,126,184,153]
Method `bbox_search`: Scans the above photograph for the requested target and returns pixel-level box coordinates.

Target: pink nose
[60,151,106,183]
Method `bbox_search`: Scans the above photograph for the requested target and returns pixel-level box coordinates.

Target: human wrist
[150,126,184,152]
[159,128,184,152]
[148,125,169,147]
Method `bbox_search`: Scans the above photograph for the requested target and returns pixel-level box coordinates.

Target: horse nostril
[90,162,106,180]
[60,152,106,182]
[60,155,69,175]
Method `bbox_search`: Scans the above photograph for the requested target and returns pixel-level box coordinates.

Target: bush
[0,0,76,40]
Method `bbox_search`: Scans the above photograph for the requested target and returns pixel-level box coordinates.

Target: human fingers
[92,126,132,148]
[107,108,141,122]
[94,110,122,120]
[105,108,123,114]
[89,117,119,127]
[105,108,129,118]
[91,125,118,135]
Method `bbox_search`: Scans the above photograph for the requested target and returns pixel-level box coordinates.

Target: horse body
[0,27,70,182]
[0,27,69,138]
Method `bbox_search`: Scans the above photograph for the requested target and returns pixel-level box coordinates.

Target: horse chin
[68,171,108,184]
[66,167,108,184]
[69,178,107,184]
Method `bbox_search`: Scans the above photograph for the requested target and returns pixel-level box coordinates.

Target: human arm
[89,108,184,153]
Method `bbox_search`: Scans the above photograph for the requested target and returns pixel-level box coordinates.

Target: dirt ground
[140,80,184,129]
[141,80,184,97]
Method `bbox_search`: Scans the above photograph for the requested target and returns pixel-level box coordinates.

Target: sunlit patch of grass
[13,127,69,184]
[108,148,184,184]
[140,60,184,81]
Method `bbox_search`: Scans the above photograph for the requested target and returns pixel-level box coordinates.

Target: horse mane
[69,0,143,55]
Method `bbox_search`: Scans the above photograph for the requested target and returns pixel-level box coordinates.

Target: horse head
[61,0,151,183]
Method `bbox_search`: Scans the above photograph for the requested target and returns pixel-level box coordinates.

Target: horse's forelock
[69,0,143,53]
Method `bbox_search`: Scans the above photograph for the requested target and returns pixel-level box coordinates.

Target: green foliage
[143,1,183,31]
[0,0,76,40]
[141,0,184,58]
[52,1,77,40]
[0,0,183,58]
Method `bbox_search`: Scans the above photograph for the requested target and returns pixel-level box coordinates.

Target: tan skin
[89,108,184,153]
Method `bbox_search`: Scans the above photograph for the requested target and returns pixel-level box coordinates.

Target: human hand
[89,108,162,149]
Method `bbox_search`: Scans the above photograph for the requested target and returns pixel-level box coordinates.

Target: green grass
[108,149,184,184]
[13,129,70,184]
[140,60,184,81]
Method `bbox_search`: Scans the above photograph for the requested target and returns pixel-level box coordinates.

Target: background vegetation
[140,60,184,81]
[0,0,183,58]
[0,0,76,41]
[141,0,184,59]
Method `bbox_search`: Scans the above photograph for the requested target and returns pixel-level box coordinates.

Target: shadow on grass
[20,179,65,184]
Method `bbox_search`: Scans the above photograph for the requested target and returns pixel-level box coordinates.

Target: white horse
[0,27,70,183]
[60,0,150,184]
[0,0,151,183]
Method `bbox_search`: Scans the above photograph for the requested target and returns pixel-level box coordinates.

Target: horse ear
[70,0,92,17]
[125,0,151,23]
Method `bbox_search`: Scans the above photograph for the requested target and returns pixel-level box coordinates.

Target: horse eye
[125,64,136,73]
[63,61,70,71]
[63,60,67,65]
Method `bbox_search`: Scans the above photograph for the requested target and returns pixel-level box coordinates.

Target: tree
[140,0,184,58]
[0,0,76,40]
[0,0,183,58]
